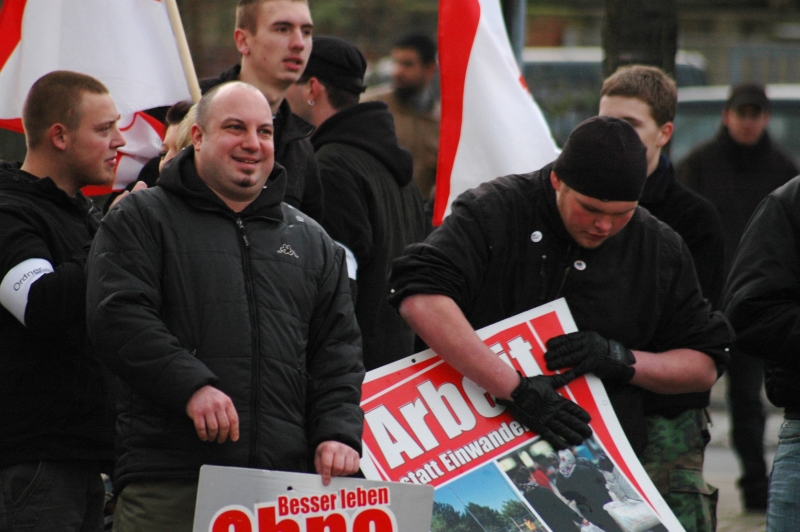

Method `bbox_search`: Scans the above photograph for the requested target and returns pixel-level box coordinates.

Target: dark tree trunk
[602,0,678,78]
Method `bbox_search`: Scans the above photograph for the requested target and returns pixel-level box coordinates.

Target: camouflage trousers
[640,408,719,532]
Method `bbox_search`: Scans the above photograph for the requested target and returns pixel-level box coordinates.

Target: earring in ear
[307,100,315,106]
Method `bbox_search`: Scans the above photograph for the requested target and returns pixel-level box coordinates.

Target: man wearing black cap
[389,116,732,503]
[678,82,798,512]
[286,37,426,371]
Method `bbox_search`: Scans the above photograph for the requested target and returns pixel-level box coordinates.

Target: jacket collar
[639,154,673,204]
[311,101,413,186]
[157,147,287,221]
[0,162,97,216]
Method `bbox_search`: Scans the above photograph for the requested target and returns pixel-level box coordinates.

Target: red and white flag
[0,0,192,192]
[434,0,559,225]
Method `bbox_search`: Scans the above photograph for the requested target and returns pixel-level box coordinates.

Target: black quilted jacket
[87,149,364,492]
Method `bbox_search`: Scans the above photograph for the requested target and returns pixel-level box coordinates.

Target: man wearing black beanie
[388,116,732,492]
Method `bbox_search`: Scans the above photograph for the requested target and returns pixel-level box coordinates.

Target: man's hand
[109,181,148,210]
[497,374,592,450]
[545,331,636,382]
[186,385,239,443]
[314,441,359,486]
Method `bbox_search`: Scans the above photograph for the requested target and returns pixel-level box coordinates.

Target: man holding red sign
[389,116,732,529]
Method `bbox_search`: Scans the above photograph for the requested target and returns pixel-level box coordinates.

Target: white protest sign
[192,465,434,532]
[360,299,685,532]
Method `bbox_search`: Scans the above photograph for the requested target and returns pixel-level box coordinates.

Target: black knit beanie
[553,116,648,202]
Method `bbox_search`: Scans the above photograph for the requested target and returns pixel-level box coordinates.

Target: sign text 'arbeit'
[360,313,572,488]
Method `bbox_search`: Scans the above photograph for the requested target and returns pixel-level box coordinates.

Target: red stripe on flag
[0,118,24,133]
[433,0,481,226]
[0,0,25,71]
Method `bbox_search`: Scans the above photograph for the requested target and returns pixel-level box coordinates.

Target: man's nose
[594,217,612,233]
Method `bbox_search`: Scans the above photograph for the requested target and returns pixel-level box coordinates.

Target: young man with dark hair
[286,36,427,370]
[0,70,125,531]
[598,64,726,529]
[200,0,323,222]
[678,82,798,513]
[365,31,439,201]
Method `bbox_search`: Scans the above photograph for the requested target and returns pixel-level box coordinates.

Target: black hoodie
[312,102,426,370]
[0,162,114,469]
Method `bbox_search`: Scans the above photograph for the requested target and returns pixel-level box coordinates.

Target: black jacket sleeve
[305,242,365,453]
[86,200,218,414]
[389,188,492,312]
[652,238,733,374]
[724,181,800,372]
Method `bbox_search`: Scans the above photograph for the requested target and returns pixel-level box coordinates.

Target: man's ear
[50,124,67,151]
[550,170,562,192]
[191,123,204,151]
[423,62,437,83]
[722,109,731,128]
[234,28,250,56]
[308,77,326,101]
[657,121,674,148]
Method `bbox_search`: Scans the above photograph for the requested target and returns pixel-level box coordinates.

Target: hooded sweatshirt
[312,101,426,370]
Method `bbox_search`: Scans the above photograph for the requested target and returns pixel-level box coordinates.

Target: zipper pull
[236,218,250,248]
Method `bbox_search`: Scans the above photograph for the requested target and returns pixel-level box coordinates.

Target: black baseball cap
[303,36,367,95]
[726,82,770,112]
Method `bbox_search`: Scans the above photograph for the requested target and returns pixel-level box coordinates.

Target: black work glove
[497,373,592,450]
[545,331,636,382]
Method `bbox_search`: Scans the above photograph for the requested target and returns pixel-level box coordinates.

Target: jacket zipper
[555,245,580,298]
[236,217,259,466]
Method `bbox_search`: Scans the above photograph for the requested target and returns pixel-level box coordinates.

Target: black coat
[312,102,426,370]
[0,163,114,468]
[86,149,364,491]
[200,64,324,222]
[724,176,800,413]
[677,127,798,275]
[639,155,726,415]
[389,164,732,454]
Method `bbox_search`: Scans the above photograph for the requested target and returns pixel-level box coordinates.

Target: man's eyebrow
[94,117,119,129]
[271,20,314,29]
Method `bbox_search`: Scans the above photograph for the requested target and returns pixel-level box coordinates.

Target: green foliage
[431,498,538,532]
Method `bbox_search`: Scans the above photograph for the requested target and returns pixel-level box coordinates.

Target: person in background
[678,82,799,512]
[364,31,439,202]
[158,100,194,170]
[200,0,323,222]
[598,65,725,527]
[286,36,426,370]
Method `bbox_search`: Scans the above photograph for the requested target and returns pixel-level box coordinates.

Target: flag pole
[164,0,202,102]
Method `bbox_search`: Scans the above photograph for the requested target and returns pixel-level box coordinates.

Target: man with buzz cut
[598,64,726,529]
[200,0,323,222]
[389,116,732,532]
[87,81,364,532]
[0,70,125,531]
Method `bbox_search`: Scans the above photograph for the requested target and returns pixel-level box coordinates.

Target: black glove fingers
[554,410,593,440]
[546,417,588,446]
[547,371,578,389]
[561,400,592,424]
[545,331,584,350]
[537,426,570,450]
